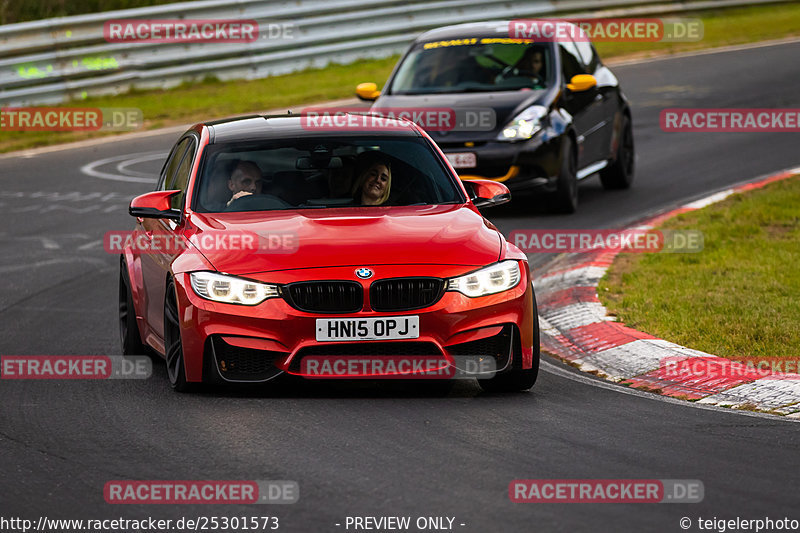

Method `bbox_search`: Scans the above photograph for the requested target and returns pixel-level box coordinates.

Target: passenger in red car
[352,154,392,205]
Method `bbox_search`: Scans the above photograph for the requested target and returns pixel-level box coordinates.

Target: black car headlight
[497,105,548,141]
[447,261,521,297]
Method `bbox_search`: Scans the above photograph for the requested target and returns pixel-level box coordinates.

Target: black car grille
[446,326,512,359]
[210,336,285,382]
[370,278,445,312]
[445,325,515,374]
[283,281,363,313]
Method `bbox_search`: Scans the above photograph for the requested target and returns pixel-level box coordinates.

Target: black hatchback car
[355,21,634,212]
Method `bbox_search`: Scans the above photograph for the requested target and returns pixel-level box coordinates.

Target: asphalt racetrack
[1,40,799,532]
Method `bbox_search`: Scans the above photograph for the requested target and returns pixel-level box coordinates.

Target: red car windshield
[193,136,465,213]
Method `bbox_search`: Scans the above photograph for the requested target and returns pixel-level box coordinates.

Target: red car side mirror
[463,179,511,209]
[129,190,183,221]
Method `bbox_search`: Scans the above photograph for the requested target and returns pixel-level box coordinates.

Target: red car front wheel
[164,278,191,392]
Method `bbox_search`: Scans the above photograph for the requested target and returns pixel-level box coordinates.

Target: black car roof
[203,114,421,144]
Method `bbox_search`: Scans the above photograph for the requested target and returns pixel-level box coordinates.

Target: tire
[553,136,578,213]
[478,351,539,393]
[119,258,148,356]
[600,114,635,190]
[164,278,192,392]
[478,320,540,393]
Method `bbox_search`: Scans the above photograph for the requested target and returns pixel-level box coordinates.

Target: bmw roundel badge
[355,267,373,279]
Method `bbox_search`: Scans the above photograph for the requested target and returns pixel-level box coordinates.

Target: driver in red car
[226,160,263,207]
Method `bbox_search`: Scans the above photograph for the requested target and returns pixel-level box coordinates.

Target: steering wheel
[495,66,543,86]
[224,193,292,211]
[497,65,518,79]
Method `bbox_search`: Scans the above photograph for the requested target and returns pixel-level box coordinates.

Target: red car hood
[186,205,502,274]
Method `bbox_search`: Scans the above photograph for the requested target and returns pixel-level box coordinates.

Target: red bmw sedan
[119,114,539,392]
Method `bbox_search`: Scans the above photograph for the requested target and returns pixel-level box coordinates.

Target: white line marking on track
[77,240,103,250]
[683,189,734,209]
[80,151,166,183]
[115,152,166,178]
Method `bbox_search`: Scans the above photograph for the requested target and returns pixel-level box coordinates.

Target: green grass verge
[592,1,800,58]
[2,2,800,153]
[1,0,180,25]
[598,175,800,359]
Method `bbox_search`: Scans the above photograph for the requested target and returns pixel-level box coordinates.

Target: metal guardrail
[0,0,790,106]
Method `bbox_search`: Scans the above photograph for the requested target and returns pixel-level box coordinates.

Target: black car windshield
[389,39,553,94]
[194,136,465,213]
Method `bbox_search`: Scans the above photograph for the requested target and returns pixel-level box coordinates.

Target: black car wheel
[600,114,635,190]
[119,258,148,356]
[478,342,539,393]
[553,136,578,213]
[164,278,191,392]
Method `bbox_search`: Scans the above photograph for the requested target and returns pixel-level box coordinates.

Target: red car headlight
[189,271,280,306]
[446,260,521,298]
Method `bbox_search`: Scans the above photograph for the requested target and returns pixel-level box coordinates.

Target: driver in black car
[226,160,263,207]
[510,47,545,85]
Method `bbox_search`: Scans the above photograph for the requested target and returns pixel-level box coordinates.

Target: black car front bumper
[436,133,563,193]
